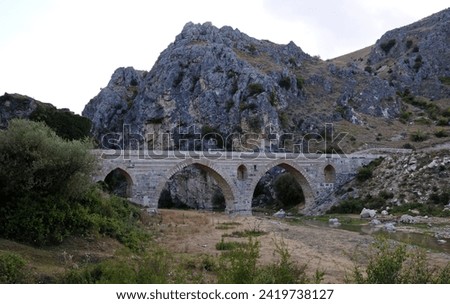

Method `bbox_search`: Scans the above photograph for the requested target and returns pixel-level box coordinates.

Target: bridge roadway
[93,149,381,215]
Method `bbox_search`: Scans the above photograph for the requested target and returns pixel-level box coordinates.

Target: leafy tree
[29,103,92,140]
[0,119,96,245]
[0,119,95,201]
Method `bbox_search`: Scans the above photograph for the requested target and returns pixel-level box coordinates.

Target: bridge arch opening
[324,164,336,183]
[237,164,248,180]
[104,168,133,198]
[157,162,235,212]
[251,162,314,212]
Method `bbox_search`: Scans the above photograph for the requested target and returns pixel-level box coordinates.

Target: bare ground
[154,209,450,283]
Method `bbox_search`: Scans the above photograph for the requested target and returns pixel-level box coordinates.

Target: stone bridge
[93,150,380,215]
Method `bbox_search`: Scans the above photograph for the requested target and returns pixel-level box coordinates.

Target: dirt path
[153,209,450,283]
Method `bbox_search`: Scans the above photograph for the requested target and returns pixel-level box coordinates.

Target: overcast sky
[1,0,448,114]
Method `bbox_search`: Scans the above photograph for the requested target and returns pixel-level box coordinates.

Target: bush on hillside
[0,119,148,247]
[29,104,91,140]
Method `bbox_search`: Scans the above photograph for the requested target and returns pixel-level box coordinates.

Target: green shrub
[29,104,91,141]
[328,198,365,214]
[215,239,243,251]
[380,39,396,54]
[217,237,260,283]
[352,237,407,283]
[0,120,96,245]
[227,229,267,238]
[356,158,383,182]
[434,129,448,138]
[63,249,172,284]
[0,120,149,247]
[437,118,449,126]
[269,90,278,107]
[256,239,314,283]
[406,40,413,49]
[356,167,373,181]
[278,76,291,90]
[350,237,450,283]
[439,76,450,86]
[410,131,428,142]
[247,83,264,96]
[217,238,322,284]
[215,222,241,230]
[296,77,305,90]
[0,253,27,283]
[247,116,262,132]
[413,55,423,72]
[399,111,412,123]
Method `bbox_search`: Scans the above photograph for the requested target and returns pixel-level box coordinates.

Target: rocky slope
[335,8,450,100]
[83,22,402,151]
[0,93,91,140]
[330,148,450,217]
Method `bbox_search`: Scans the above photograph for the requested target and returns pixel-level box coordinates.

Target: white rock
[370,219,382,226]
[427,160,439,168]
[400,214,417,224]
[328,218,341,227]
[384,223,396,232]
[437,239,447,244]
[273,209,286,218]
[381,210,389,216]
[360,208,377,218]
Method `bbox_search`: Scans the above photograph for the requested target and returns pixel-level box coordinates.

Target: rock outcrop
[83,22,402,150]
[349,8,450,100]
[0,93,91,140]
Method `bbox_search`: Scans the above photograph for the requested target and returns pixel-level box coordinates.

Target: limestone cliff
[83,22,402,151]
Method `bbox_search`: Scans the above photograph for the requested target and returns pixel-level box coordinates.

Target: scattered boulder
[427,160,439,169]
[437,239,447,244]
[360,208,377,219]
[328,218,341,227]
[399,214,417,224]
[381,210,389,216]
[370,219,382,226]
[273,209,286,218]
[384,222,396,232]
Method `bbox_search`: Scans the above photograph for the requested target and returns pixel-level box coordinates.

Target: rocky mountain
[83,22,404,151]
[343,8,450,100]
[0,93,91,140]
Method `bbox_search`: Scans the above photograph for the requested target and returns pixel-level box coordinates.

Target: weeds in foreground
[218,237,323,284]
[0,253,28,283]
[348,237,450,283]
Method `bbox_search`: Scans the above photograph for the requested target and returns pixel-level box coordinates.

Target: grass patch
[215,239,245,251]
[215,222,242,230]
[224,229,268,238]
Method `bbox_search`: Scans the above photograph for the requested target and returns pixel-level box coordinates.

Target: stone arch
[249,159,315,210]
[154,158,237,212]
[104,167,134,197]
[324,164,336,183]
[237,164,248,180]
